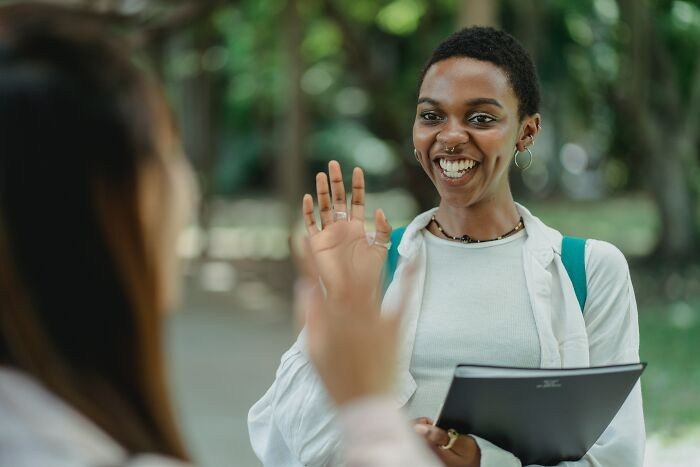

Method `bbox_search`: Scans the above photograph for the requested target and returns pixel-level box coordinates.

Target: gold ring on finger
[439,429,459,450]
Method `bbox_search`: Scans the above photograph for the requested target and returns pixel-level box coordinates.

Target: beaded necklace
[430,215,524,244]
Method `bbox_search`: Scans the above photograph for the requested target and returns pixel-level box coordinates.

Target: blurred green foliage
[639,300,700,435]
[162,0,699,223]
[160,0,700,260]
[528,196,659,257]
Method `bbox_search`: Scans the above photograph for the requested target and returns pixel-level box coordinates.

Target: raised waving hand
[302,160,392,303]
[298,160,401,405]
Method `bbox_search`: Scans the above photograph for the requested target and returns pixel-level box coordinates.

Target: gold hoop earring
[514,148,533,170]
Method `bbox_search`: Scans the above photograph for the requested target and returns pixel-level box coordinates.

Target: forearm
[338,396,443,467]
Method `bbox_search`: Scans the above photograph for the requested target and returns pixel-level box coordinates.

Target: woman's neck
[431,191,520,241]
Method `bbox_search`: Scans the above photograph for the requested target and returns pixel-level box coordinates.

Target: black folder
[435,363,646,466]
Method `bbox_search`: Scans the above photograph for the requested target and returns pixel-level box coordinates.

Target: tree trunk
[459,0,500,28]
[174,22,218,259]
[645,124,696,260]
[617,0,697,261]
[279,0,307,228]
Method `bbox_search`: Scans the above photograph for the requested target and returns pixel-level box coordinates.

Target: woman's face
[413,57,533,208]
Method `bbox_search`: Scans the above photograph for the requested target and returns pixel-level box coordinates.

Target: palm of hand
[302,161,392,302]
[309,218,386,300]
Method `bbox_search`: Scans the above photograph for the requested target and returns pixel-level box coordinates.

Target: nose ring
[445,146,456,154]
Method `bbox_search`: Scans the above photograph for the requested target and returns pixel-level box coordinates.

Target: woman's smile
[434,156,480,185]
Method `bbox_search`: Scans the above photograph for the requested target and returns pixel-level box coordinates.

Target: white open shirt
[248,203,645,467]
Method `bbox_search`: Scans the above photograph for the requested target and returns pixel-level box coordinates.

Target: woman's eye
[469,114,495,124]
[420,111,442,122]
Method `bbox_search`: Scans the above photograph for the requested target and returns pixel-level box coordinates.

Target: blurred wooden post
[177,21,219,259]
[280,0,307,229]
[617,0,697,260]
[511,0,542,61]
[458,0,500,28]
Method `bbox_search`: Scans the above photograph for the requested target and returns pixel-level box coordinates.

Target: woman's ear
[516,113,541,152]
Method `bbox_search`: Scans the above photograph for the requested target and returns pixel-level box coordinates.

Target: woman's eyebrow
[417,97,503,108]
[417,97,440,106]
[465,97,503,108]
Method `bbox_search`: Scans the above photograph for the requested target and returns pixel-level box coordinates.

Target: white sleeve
[338,397,443,467]
[574,240,645,467]
[247,330,343,467]
[474,240,645,467]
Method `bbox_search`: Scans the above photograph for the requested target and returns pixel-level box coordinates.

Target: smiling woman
[249,27,645,467]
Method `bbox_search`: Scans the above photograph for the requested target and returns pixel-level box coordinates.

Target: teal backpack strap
[561,236,588,313]
[383,226,406,294]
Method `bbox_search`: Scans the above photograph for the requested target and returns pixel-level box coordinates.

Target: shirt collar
[397,203,561,267]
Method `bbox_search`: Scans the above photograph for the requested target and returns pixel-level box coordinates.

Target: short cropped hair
[420,26,540,120]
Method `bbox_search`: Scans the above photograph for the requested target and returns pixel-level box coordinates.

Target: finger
[412,417,434,426]
[429,445,464,466]
[316,172,333,228]
[427,435,477,465]
[302,194,320,237]
[328,160,347,217]
[350,167,365,221]
[413,425,450,447]
[373,208,392,245]
[444,433,477,459]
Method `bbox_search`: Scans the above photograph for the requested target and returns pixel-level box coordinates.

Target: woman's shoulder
[0,367,125,466]
[585,239,630,284]
[520,204,629,278]
[0,367,191,467]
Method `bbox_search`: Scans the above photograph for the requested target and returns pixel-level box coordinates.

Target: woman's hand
[297,160,401,406]
[302,160,392,302]
[413,420,481,467]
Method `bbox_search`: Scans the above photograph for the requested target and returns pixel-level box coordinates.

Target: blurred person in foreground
[250,27,645,467]
[0,4,194,465]
[0,4,442,467]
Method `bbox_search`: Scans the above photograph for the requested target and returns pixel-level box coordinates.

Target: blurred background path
[168,276,296,467]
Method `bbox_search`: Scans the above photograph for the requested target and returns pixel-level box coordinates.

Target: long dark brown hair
[0,3,188,459]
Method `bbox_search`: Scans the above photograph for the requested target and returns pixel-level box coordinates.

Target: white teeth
[438,158,478,178]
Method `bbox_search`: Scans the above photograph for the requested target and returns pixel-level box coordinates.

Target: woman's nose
[436,124,469,149]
